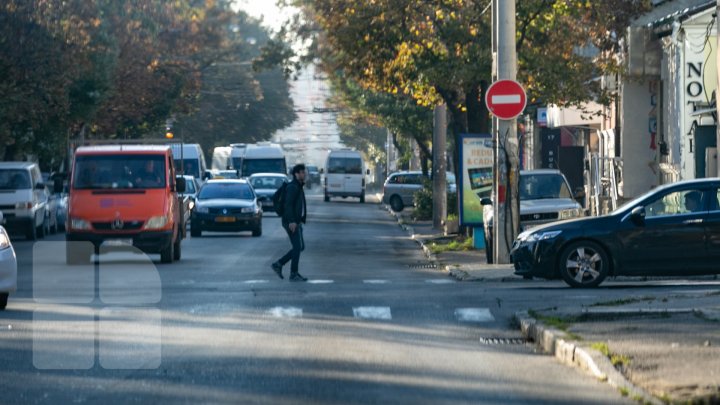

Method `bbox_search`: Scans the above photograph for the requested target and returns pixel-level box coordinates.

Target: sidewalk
[389,207,520,282]
[518,291,720,404]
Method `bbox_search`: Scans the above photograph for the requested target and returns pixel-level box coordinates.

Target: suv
[482,169,584,263]
[382,171,457,212]
[0,162,51,240]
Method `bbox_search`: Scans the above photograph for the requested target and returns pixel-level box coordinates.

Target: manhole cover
[407,263,438,269]
[479,337,528,345]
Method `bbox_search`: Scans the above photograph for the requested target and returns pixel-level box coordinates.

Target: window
[520,174,572,200]
[645,189,705,218]
[198,183,254,200]
[250,176,286,190]
[74,155,167,190]
[0,170,31,190]
[327,158,362,174]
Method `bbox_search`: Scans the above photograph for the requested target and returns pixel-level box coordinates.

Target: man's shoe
[271,262,284,279]
[289,273,308,282]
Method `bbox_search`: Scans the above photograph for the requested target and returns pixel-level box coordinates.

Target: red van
[66,145,187,264]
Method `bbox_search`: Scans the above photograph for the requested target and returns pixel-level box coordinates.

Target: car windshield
[250,176,286,190]
[328,158,362,174]
[184,179,196,194]
[198,183,254,200]
[242,159,286,177]
[73,155,166,190]
[0,169,31,190]
[520,174,572,200]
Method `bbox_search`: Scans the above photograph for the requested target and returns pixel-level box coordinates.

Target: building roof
[633,0,714,34]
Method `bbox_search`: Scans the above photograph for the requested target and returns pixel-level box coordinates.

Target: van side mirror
[366,169,371,175]
[203,171,212,180]
[175,176,187,194]
[53,178,64,194]
[320,168,324,174]
[480,197,493,206]
[35,182,46,191]
[630,206,646,225]
[574,187,586,200]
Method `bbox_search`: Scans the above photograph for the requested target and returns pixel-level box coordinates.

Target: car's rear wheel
[390,195,404,212]
[26,220,37,241]
[0,293,8,310]
[559,241,609,288]
[360,193,365,204]
[484,232,493,264]
[252,225,262,237]
[324,193,330,202]
[160,241,174,264]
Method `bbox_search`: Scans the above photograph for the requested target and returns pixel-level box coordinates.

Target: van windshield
[241,159,286,177]
[175,159,199,177]
[74,155,166,190]
[0,170,32,190]
[328,158,362,174]
[520,173,572,200]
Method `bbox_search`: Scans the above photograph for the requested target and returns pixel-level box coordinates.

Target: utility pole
[492,0,520,263]
[433,104,448,230]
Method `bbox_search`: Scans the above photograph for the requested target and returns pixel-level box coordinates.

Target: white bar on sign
[491,95,521,105]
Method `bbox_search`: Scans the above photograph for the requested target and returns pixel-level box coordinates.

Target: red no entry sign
[485,80,527,120]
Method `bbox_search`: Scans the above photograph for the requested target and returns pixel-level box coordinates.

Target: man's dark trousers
[278,224,304,275]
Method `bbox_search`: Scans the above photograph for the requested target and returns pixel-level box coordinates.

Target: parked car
[248,173,288,212]
[0,162,51,240]
[324,149,368,203]
[66,145,188,264]
[0,213,17,311]
[509,178,720,288]
[382,171,457,212]
[482,169,584,263]
[191,179,262,237]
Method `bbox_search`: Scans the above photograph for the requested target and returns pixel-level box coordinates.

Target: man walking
[271,164,308,282]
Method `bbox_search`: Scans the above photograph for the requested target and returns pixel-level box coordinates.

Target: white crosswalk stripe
[244,280,270,284]
[267,307,303,318]
[307,280,334,284]
[353,307,392,320]
[363,280,390,284]
[454,308,495,323]
[425,279,455,284]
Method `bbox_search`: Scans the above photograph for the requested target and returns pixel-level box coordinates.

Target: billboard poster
[459,134,493,226]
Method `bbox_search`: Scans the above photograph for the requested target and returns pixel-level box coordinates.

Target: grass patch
[590,341,632,369]
[589,296,656,307]
[619,387,630,397]
[428,238,474,254]
[528,310,583,340]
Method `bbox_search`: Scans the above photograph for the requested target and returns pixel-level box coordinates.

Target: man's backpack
[272,182,289,217]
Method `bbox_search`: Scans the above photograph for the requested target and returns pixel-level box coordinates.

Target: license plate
[104,239,132,247]
[215,216,236,223]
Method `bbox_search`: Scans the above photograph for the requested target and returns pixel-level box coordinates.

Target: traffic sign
[485,80,527,120]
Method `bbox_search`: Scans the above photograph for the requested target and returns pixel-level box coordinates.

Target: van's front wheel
[360,193,365,204]
[160,241,174,264]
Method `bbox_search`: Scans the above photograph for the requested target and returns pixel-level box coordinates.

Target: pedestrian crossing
[235,278,459,285]
[260,305,496,323]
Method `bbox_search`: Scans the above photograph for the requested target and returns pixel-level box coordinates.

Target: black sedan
[511,179,720,288]
[191,180,262,237]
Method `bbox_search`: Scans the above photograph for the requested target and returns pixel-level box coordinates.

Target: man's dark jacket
[282,178,306,226]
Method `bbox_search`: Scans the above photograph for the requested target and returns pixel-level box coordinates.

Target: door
[400,174,424,206]
[343,158,363,195]
[618,187,709,275]
[701,187,720,274]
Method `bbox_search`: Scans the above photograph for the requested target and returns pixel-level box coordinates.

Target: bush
[412,181,458,221]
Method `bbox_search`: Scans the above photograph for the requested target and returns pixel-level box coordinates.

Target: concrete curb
[515,310,662,405]
[384,205,440,263]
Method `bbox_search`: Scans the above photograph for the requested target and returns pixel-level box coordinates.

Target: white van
[211,146,232,171]
[0,162,50,240]
[240,143,286,177]
[230,143,247,172]
[171,143,210,181]
[324,150,368,203]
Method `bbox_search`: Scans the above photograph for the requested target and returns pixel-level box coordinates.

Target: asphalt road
[1,189,688,404]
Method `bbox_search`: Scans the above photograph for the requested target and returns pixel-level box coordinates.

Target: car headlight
[195,206,209,214]
[0,228,12,250]
[143,216,168,230]
[70,218,91,230]
[15,202,33,210]
[188,200,195,210]
[241,207,256,214]
[559,208,584,220]
[525,230,563,243]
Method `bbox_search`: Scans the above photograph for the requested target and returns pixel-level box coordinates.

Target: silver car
[482,169,584,263]
[382,171,458,212]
